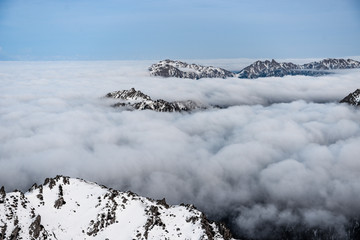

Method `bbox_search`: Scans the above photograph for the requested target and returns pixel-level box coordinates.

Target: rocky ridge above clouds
[238,58,360,79]
[340,89,360,106]
[149,58,360,79]
[105,88,207,112]
[149,59,235,79]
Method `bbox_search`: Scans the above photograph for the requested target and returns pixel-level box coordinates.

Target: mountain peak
[340,89,360,106]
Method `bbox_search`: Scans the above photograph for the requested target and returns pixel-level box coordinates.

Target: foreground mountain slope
[149,59,235,79]
[105,88,206,112]
[0,176,233,240]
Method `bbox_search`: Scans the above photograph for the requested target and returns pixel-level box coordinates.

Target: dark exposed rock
[29,215,42,238]
[0,223,7,240]
[0,187,5,204]
[143,205,166,239]
[340,89,360,106]
[216,222,233,240]
[54,197,66,209]
[9,226,20,240]
[156,198,169,209]
[200,213,216,240]
[44,178,56,189]
[149,59,235,79]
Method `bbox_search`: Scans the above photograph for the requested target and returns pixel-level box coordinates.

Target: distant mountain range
[105,88,206,112]
[149,58,360,79]
[0,176,233,240]
[149,59,235,79]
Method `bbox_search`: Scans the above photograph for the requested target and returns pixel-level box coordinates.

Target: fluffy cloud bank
[0,60,360,238]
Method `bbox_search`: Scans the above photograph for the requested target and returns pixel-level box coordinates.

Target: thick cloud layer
[1,60,360,237]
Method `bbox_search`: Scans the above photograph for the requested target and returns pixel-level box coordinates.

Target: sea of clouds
[0,59,360,237]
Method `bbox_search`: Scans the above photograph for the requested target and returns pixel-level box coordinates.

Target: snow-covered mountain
[105,88,206,112]
[0,176,233,240]
[238,58,360,79]
[237,59,329,79]
[149,59,235,79]
[302,58,360,70]
[340,89,360,106]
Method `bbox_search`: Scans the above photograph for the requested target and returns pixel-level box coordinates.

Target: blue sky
[0,0,359,60]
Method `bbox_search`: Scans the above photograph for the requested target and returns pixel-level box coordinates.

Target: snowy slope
[0,176,233,240]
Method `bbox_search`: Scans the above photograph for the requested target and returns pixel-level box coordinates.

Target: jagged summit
[0,175,233,240]
[237,59,306,79]
[149,59,235,79]
[106,87,151,101]
[238,58,360,79]
[340,89,360,106]
[105,88,206,112]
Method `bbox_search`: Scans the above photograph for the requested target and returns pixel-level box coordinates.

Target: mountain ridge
[105,88,207,112]
[0,175,233,240]
[149,58,360,79]
[149,59,235,79]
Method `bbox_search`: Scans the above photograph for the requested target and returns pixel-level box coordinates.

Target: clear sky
[0,0,360,60]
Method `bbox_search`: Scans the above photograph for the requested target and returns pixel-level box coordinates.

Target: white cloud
[0,60,360,237]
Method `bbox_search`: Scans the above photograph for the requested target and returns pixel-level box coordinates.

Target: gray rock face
[106,88,206,112]
[149,59,235,79]
[340,89,360,106]
[238,58,360,79]
[0,176,233,240]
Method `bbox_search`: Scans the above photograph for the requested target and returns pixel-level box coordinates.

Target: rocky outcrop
[0,176,234,240]
[106,88,207,112]
[340,89,360,106]
[149,59,235,79]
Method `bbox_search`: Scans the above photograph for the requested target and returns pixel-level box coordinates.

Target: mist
[1,60,360,238]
